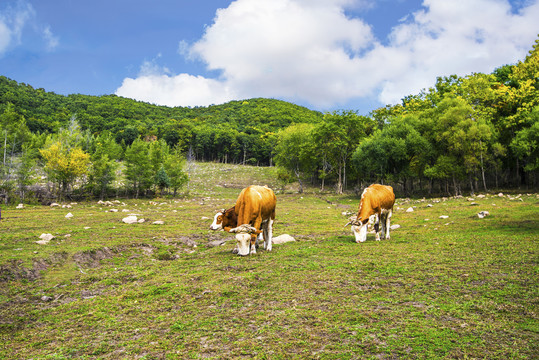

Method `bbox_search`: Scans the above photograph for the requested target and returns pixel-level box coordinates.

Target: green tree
[313,111,374,194]
[274,123,317,193]
[164,146,189,197]
[124,138,152,198]
[87,133,121,199]
[154,165,171,195]
[39,118,91,198]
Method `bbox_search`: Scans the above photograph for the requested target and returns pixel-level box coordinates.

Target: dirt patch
[0,252,69,282]
[72,247,114,268]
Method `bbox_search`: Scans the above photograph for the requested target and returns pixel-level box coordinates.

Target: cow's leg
[264,219,273,251]
[250,233,257,254]
[385,210,392,240]
[375,213,382,241]
[379,213,386,241]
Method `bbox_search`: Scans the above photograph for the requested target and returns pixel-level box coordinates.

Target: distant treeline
[0,78,322,165]
[1,37,538,201]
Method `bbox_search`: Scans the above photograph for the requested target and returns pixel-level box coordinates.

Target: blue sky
[1,0,538,114]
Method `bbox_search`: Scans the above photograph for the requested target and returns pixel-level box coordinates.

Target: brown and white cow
[346,184,395,243]
[211,185,276,256]
[209,206,237,232]
[209,205,263,252]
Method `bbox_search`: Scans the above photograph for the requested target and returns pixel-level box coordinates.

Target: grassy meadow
[1,162,538,359]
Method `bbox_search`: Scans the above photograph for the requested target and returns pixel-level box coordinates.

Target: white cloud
[0,1,34,55]
[116,0,539,110]
[43,25,59,51]
[116,71,236,108]
[0,1,60,55]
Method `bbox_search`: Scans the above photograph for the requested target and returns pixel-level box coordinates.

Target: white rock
[39,233,55,241]
[65,213,73,219]
[16,203,24,209]
[122,215,138,224]
[138,219,145,223]
[272,234,296,244]
[406,207,414,213]
[201,216,210,220]
[390,224,401,230]
[439,215,449,219]
[477,211,490,219]
[122,209,130,212]
[427,204,433,207]
[110,209,118,212]
[477,194,486,198]
[498,193,504,197]
[50,203,60,207]
[152,220,165,225]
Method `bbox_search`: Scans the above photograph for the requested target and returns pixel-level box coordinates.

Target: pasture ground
[1,162,538,359]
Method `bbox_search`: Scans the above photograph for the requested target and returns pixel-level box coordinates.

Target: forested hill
[0,75,322,163]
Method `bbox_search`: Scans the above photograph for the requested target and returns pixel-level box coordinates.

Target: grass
[1,162,538,359]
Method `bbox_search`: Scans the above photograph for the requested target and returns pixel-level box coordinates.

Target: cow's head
[229,224,257,256]
[209,207,236,230]
[345,216,368,243]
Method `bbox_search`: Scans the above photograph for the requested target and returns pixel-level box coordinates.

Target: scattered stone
[470,202,478,206]
[84,227,91,230]
[62,204,72,209]
[50,203,60,207]
[498,193,504,197]
[390,224,401,230]
[406,207,414,213]
[477,194,486,198]
[138,219,146,223]
[110,209,118,212]
[427,204,433,207]
[152,220,165,225]
[478,211,490,219]
[41,296,53,302]
[201,216,210,220]
[439,215,449,219]
[64,234,71,238]
[65,212,73,219]
[467,198,475,201]
[122,209,130,212]
[16,203,24,209]
[39,233,55,241]
[207,239,227,247]
[272,234,296,244]
[122,215,138,224]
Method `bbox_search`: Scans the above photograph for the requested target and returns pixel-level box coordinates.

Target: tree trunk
[294,168,303,194]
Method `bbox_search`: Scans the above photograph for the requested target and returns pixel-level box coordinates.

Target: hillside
[0,75,322,163]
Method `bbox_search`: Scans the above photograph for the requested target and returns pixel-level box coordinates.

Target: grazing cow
[209,206,237,232]
[210,206,262,252]
[211,185,276,256]
[346,184,395,243]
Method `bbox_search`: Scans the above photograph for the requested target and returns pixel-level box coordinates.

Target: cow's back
[235,185,276,225]
[367,184,395,210]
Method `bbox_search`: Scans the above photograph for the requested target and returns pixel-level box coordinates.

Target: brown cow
[346,184,395,243]
[209,206,237,232]
[210,206,261,253]
[211,185,276,256]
